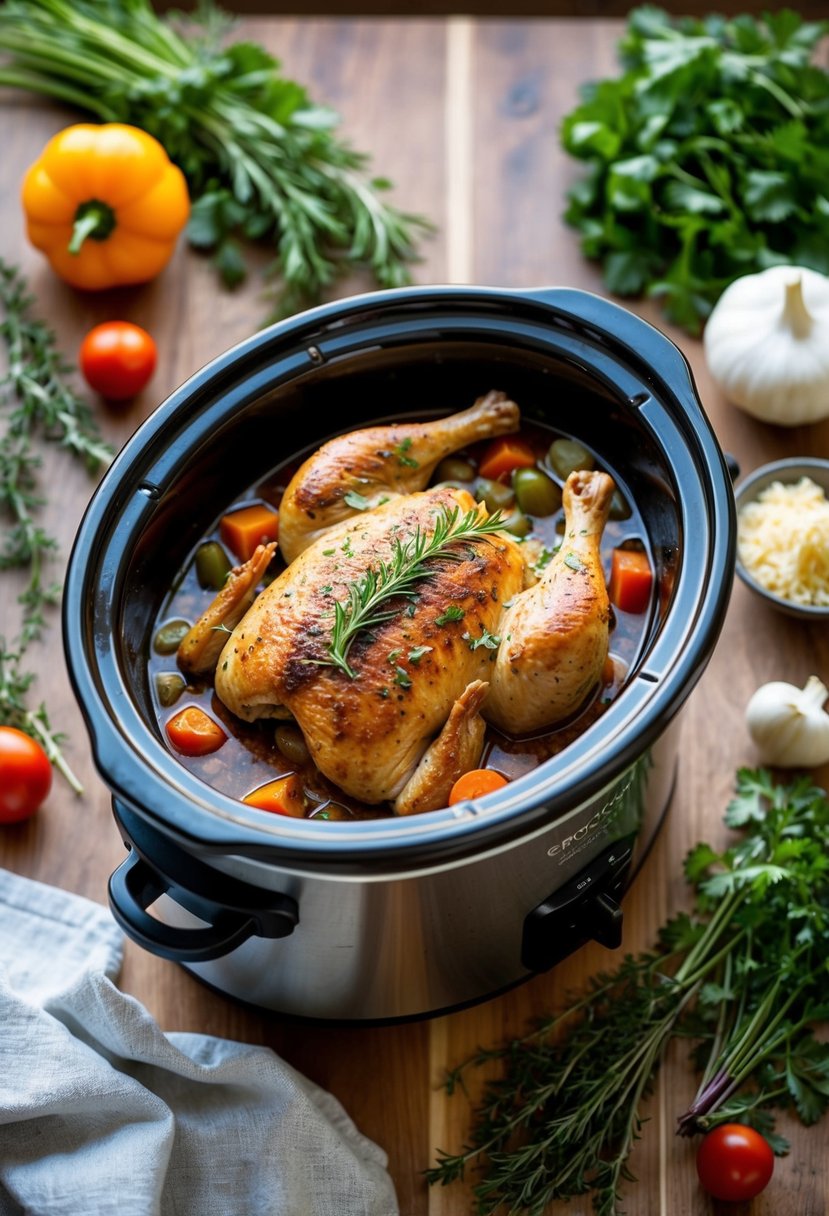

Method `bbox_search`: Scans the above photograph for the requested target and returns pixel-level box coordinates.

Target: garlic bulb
[745,676,829,768]
[704,266,829,426]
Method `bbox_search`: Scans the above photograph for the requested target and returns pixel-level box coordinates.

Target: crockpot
[64,285,735,1022]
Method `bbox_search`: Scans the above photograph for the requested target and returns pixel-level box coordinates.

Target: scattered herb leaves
[463,627,501,652]
[435,605,466,626]
[427,767,829,1215]
[560,7,829,333]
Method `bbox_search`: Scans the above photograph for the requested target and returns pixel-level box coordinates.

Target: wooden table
[2,17,828,1216]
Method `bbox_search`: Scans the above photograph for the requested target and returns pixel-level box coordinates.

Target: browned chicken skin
[178,399,616,813]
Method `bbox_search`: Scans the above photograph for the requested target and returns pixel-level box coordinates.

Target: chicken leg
[278,390,520,562]
[393,680,489,815]
[486,470,614,734]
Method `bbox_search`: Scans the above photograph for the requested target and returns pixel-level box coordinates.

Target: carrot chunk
[165,706,227,756]
[477,437,536,482]
[219,504,279,562]
[608,548,653,614]
[448,768,509,805]
[243,774,306,817]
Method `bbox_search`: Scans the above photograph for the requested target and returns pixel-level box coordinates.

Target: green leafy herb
[408,645,432,664]
[0,259,111,792]
[394,437,419,468]
[392,665,412,689]
[343,489,373,511]
[560,7,829,333]
[435,604,466,626]
[462,627,501,652]
[0,0,431,316]
[309,505,502,679]
[563,551,585,572]
[427,768,829,1215]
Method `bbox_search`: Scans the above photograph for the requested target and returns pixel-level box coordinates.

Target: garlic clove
[746,675,829,768]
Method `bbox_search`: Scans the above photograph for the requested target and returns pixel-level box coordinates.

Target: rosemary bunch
[427,768,829,1215]
[0,0,430,316]
[312,504,504,679]
[0,259,112,792]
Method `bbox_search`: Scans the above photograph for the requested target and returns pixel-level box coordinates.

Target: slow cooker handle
[109,850,259,963]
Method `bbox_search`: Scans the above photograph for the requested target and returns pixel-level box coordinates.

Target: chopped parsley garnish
[393,666,412,689]
[394,437,419,468]
[344,489,373,511]
[563,551,585,572]
[435,605,465,626]
[463,627,501,651]
[341,537,354,556]
[408,645,432,664]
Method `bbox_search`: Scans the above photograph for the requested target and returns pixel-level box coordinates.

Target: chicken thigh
[179,401,616,813]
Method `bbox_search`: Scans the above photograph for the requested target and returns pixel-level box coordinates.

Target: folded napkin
[0,869,398,1216]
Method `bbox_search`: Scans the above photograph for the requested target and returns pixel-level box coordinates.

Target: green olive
[434,457,476,484]
[275,725,310,766]
[195,540,232,590]
[609,488,632,520]
[153,618,191,655]
[500,508,532,537]
[548,438,595,480]
[155,672,187,707]
[512,467,562,517]
[474,477,516,514]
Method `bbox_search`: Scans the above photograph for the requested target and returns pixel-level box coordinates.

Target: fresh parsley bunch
[0,0,430,317]
[427,768,829,1216]
[560,7,829,333]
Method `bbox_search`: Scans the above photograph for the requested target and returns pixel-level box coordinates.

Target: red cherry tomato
[0,727,52,823]
[79,321,157,400]
[696,1123,774,1203]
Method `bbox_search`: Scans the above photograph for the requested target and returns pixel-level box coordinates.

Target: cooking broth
[147,419,654,820]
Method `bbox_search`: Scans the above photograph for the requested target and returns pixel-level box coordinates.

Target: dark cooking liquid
[148,421,654,820]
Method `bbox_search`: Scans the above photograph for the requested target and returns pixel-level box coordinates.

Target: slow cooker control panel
[521,838,634,973]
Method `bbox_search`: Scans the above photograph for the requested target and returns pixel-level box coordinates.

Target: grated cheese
[737,476,829,607]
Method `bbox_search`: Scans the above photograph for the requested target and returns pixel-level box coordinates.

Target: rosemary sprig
[313,505,503,679]
[0,0,431,316]
[0,258,112,792]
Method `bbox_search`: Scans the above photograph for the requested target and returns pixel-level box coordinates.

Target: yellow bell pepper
[21,123,190,290]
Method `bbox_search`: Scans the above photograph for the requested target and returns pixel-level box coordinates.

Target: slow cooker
[63,285,735,1022]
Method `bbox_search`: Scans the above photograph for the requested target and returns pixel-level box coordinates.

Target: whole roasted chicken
[179,393,615,814]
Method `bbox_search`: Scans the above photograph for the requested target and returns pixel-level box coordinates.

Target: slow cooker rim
[63,284,735,868]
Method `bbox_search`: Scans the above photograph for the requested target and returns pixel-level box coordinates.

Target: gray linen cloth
[0,868,398,1216]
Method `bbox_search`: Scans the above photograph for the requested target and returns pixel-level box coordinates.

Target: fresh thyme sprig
[0,0,431,316]
[0,258,112,792]
[427,768,829,1215]
[312,505,504,679]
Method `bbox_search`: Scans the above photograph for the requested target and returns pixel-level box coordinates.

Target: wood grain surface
[2,17,828,1216]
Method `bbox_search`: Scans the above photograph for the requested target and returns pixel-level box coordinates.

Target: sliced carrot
[448,768,509,805]
[165,706,227,756]
[608,548,653,615]
[219,504,280,563]
[243,774,306,817]
[477,437,536,482]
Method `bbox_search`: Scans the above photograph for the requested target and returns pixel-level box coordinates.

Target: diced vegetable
[153,618,191,655]
[478,437,536,481]
[275,725,311,766]
[474,477,516,514]
[243,773,306,816]
[220,504,279,562]
[500,509,532,538]
[609,488,632,520]
[449,768,509,804]
[512,467,562,517]
[434,457,475,483]
[195,540,232,590]
[548,437,595,480]
[165,706,227,756]
[155,672,186,708]
[608,548,653,614]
